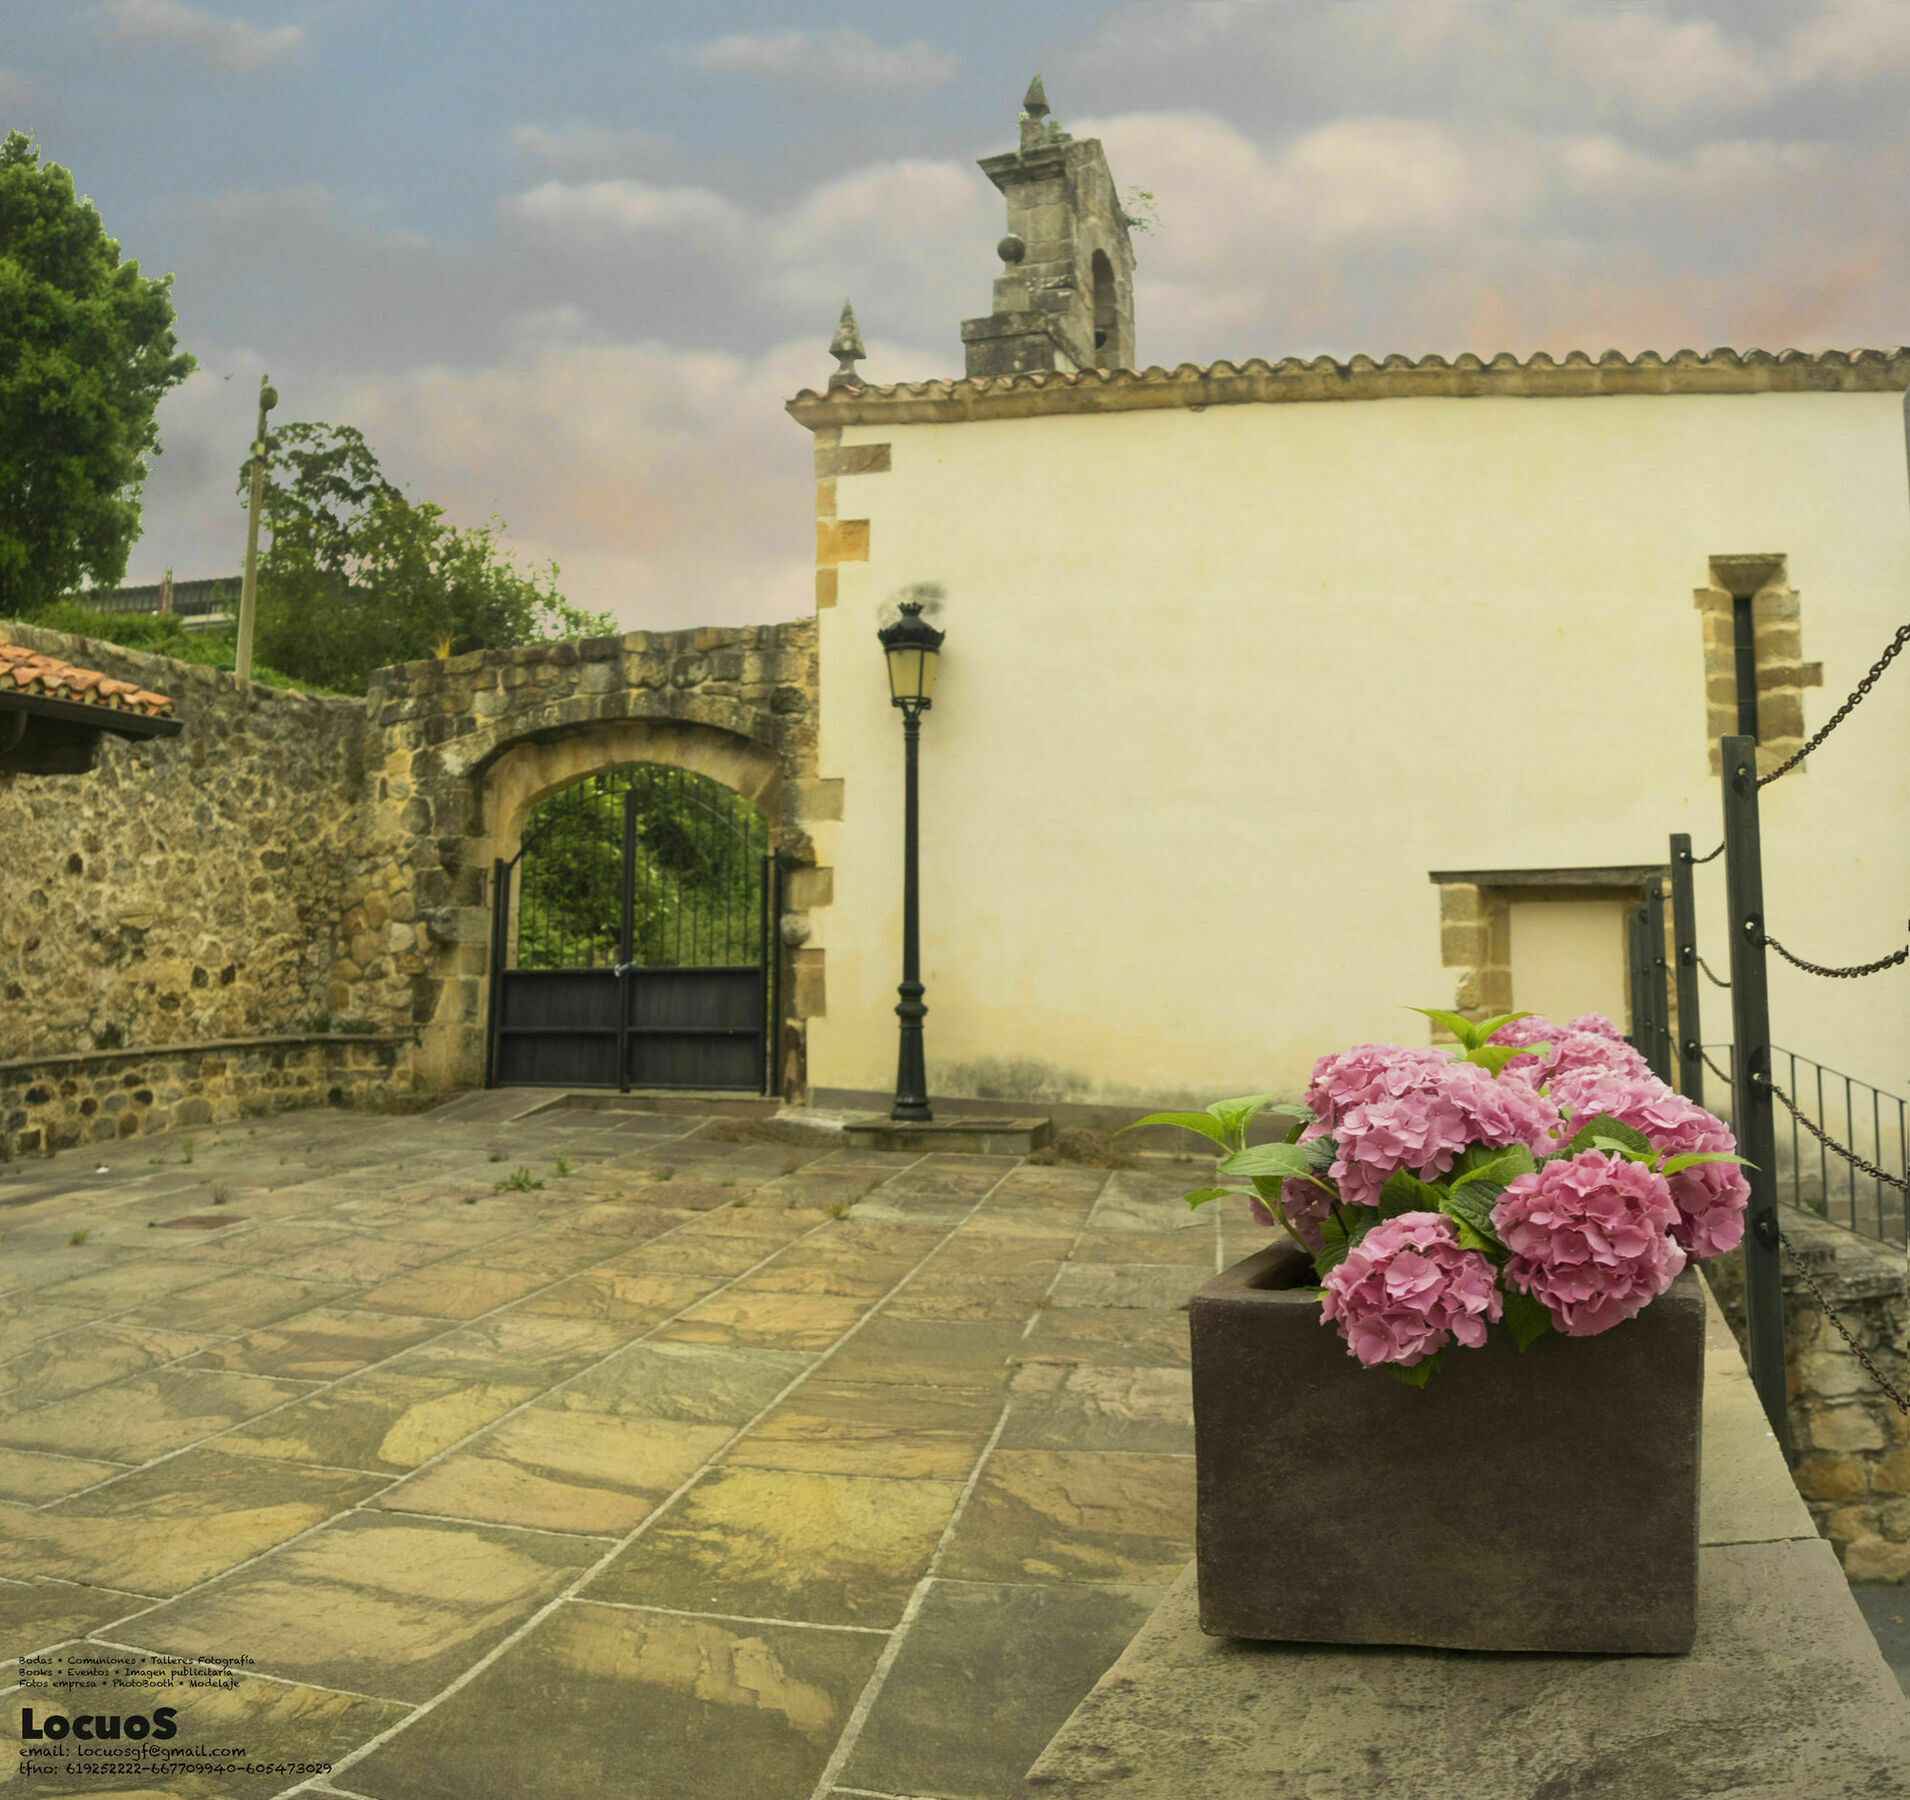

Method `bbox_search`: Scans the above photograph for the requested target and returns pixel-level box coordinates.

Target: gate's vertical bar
[1645,872,1672,1085]
[1670,835,1703,1106]
[1721,732,1790,1458]
[619,785,638,1094]
[484,859,510,1089]
[759,850,772,1096]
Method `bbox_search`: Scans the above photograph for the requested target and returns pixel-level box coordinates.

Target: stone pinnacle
[828,299,865,389]
[1023,73,1049,120]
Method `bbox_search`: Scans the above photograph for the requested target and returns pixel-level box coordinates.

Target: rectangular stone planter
[1189,1240,1705,1653]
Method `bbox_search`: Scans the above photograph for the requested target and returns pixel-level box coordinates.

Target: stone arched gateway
[338,621,832,1097]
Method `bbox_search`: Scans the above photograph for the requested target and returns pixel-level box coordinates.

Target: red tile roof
[0,642,176,719]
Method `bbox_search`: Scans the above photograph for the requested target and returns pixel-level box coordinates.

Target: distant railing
[78,577,237,622]
[1702,1042,1907,1247]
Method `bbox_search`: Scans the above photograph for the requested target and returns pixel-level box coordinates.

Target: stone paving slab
[0,1097,1224,1797]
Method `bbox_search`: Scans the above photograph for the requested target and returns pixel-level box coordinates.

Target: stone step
[843,1115,1052,1156]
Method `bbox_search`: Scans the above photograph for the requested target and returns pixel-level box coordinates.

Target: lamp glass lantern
[879,601,944,709]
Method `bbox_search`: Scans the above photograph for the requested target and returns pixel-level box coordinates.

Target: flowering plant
[1122,1008,1751,1385]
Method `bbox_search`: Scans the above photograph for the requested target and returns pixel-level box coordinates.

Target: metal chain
[1761,932,1909,980]
[1778,1230,1910,1416]
[1695,954,1733,989]
[1757,621,1910,787]
[1764,1075,1910,1193]
[1701,1048,1735,1090]
[1686,841,1725,866]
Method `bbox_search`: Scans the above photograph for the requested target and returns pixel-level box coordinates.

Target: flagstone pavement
[0,1092,1258,1800]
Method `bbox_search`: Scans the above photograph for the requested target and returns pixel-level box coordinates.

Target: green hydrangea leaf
[1204,1094,1278,1142]
[1182,1186,1238,1210]
[1378,1169,1447,1219]
[1440,1183,1506,1254]
[1388,1350,1444,1388]
[1659,1150,1755,1176]
[1115,1110,1229,1147]
[1502,1288,1554,1352]
[1218,1142,1320,1180]
[1474,1011,1536,1044]
[1407,1006,1482,1049]
[1562,1113,1654,1158]
[1450,1145,1536,1187]
[1467,1042,1550,1078]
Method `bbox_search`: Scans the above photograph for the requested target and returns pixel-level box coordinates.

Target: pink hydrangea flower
[1492,1012,1652,1086]
[1326,1057,1559,1207]
[1319,1212,1503,1367]
[1491,1151,1687,1336]
[1303,1043,1456,1132]
[1548,1068,1748,1259]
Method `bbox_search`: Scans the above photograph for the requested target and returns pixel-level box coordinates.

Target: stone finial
[1020,73,1058,151]
[827,300,865,391]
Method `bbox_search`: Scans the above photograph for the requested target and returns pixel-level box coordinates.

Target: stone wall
[0,1033,414,1156]
[1704,1209,1910,1579]
[2,617,824,1158]
[1,622,371,1069]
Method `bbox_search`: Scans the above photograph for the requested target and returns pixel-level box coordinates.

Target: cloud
[691,28,956,95]
[1555,12,1772,118]
[510,123,681,183]
[0,65,36,109]
[98,0,303,72]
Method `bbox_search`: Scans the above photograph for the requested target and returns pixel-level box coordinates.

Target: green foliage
[1502,1289,1554,1352]
[1120,187,1159,234]
[1389,1350,1442,1389]
[25,599,338,694]
[1406,1007,1546,1075]
[1560,1113,1655,1159]
[1377,1169,1447,1219]
[494,1166,543,1192]
[243,419,614,693]
[513,767,767,971]
[0,132,196,618]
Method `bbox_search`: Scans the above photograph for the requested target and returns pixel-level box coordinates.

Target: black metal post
[892,704,932,1121]
[1669,834,1703,1108]
[1645,872,1672,1084]
[1626,906,1649,1054]
[760,851,774,1099]
[618,786,637,1094]
[483,858,510,1088]
[1721,733,1791,1459]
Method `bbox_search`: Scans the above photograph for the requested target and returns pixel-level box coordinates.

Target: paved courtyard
[0,1093,1253,1799]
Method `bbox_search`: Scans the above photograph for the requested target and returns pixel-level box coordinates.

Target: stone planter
[1189,1240,1704,1653]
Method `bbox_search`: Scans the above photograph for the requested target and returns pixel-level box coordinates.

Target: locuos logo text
[21,1708,179,1741]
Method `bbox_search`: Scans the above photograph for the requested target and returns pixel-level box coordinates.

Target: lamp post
[235,373,278,683]
[877,599,945,1122]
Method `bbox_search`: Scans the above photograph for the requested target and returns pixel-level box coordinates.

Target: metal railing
[1702,1042,1907,1248]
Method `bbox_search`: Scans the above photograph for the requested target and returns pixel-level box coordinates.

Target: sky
[6,0,1910,629]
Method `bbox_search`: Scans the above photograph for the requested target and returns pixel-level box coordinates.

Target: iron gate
[484,764,777,1092]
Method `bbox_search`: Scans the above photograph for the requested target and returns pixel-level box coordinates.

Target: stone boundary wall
[0,623,368,1058]
[2,617,824,1147]
[1705,1208,1910,1579]
[0,1033,415,1160]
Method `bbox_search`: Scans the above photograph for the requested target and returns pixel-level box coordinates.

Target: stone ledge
[1025,1283,1910,1797]
[0,1032,418,1075]
[845,1115,1053,1155]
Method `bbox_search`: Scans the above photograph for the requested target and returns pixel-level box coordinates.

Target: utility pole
[235,374,278,682]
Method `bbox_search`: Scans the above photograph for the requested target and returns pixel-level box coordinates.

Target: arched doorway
[484,763,777,1092]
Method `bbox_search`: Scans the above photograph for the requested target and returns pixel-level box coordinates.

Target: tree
[0,131,195,618]
[242,419,615,693]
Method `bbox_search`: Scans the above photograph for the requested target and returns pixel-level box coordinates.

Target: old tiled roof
[0,642,176,718]
[788,345,1910,426]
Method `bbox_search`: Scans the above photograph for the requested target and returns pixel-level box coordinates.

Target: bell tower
[961,76,1137,379]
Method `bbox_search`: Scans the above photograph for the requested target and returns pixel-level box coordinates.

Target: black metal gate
[484,764,777,1092]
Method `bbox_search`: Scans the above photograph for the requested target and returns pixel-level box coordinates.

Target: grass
[488,1150,507,1163]
[494,1167,544,1193]
[780,1160,800,1176]
[823,1201,849,1220]
[211,1184,232,1206]
[728,1196,749,1208]
[178,1136,196,1165]
[553,1156,573,1177]
[69,1229,89,1245]
[23,601,346,695]
[651,1166,674,1182]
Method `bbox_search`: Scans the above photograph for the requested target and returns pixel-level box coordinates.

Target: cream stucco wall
[807,388,1910,1104]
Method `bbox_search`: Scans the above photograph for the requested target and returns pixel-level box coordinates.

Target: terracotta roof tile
[0,643,176,719]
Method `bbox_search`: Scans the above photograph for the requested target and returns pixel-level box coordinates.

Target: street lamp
[877,598,945,1122]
